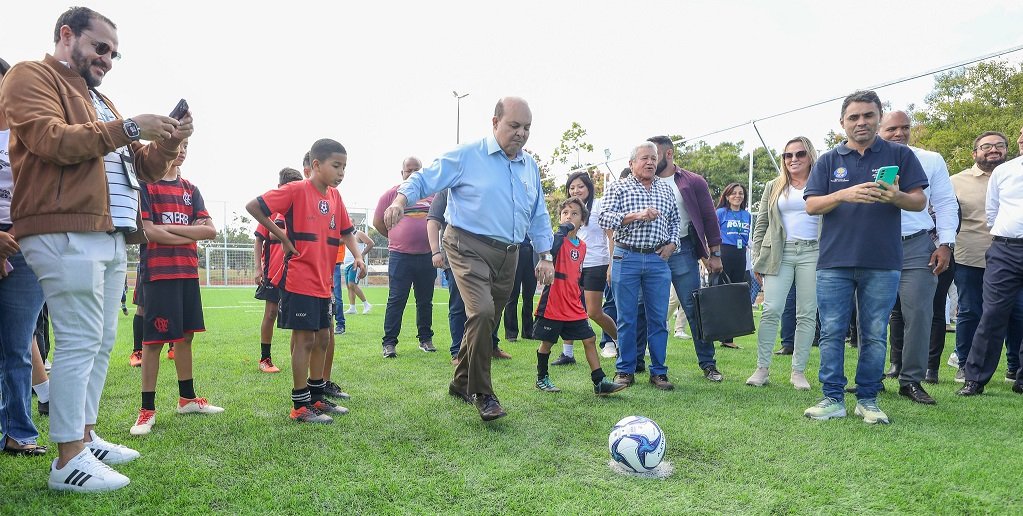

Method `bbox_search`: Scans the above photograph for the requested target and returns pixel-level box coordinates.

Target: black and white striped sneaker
[48,449,130,492]
[86,430,140,464]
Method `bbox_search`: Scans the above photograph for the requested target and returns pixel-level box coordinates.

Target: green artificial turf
[2,287,1021,514]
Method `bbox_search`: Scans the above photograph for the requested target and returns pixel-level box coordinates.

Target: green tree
[674,140,777,210]
[529,122,598,228]
[912,60,1023,173]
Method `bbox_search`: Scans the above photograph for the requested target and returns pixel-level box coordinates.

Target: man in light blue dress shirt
[384,97,555,421]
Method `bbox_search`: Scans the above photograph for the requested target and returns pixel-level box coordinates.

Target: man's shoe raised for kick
[494,348,512,359]
[703,365,724,382]
[898,382,936,405]
[129,350,142,368]
[473,394,507,421]
[419,340,437,353]
[924,369,939,384]
[129,409,156,436]
[382,344,397,358]
[448,383,471,404]
[595,378,628,396]
[649,374,675,391]
[885,363,901,380]
[551,353,576,366]
[803,397,846,420]
[854,400,890,424]
[86,430,140,465]
[746,367,770,387]
[535,375,561,393]
[323,380,350,400]
[956,380,984,396]
[954,367,966,383]
[258,357,280,373]
[289,405,333,424]
[1006,369,1019,383]
[600,342,618,358]
[313,398,349,415]
[178,397,225,415]
[48,449,130,493]
[774,347,793,355]
[612,372,635,387]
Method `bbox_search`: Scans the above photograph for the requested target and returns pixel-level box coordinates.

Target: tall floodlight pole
[453,91,469,144]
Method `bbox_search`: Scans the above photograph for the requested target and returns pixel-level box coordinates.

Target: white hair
[629,142,657,161]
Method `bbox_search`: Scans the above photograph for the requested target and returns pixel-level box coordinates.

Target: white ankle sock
[33,380,50,403]
[563,343,574,357]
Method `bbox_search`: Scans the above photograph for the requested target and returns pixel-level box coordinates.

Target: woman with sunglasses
[747,137,820,390]
[549,171,618,365]
[714,182,752,349]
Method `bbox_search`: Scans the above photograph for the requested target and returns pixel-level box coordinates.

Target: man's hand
[657,243,676,260]
[131,114,179,142]
[706,255,723,273]
[875,175,901,204]
[0,231,19,258]
[929,245,951,275]
[839,182,884,204]
[170,113,194,141]
[353,259,368,279]
[431,252,446,269]
[535,259,555,286]
[383,198,407,229]
[254,270,263,286]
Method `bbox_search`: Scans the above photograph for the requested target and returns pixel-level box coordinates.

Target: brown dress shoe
[494,348,513,359]
[613,372,635,386]
[473,394,507,421]
[649,374,675,391]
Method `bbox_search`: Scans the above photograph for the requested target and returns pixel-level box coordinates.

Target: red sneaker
[129,350,142,367]
[289,405,333,424]
[258,357,280,373]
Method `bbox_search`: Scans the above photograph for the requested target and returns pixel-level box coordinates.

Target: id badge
[119,149,140,191]
[736,239,744,250]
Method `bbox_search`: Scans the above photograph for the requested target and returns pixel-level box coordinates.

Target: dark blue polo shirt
[804,137,928,270]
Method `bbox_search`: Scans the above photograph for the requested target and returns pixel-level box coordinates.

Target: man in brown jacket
[0,6,191,492]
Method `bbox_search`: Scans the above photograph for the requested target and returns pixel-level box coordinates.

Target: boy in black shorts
[130,140,224,436]
[246,139,366,424]
[533,197,626,396]
[254,167,305,373]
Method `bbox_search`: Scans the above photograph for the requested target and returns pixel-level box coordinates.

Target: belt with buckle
[456,227,519,252]
[901,229,927,241]
[616,242,664,254]
[993,236,1023,245]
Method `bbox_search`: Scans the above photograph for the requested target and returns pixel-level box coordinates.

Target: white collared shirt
[901,146,957,244]
[987,155,1023,238]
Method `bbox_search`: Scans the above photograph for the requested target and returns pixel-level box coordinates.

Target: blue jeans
[954,264,1021,371]
[668,242,715,369]
[816,268,900,402]
[446,268,498,357]
[0,252,46,446]
[332,263,345,329]
[382,251,435,347]
[612,247,670,376]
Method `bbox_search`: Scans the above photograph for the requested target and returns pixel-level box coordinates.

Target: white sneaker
[790,371,811,391]
[947,352,960,369]
[362,302,372,314]
[746,367,770,386]
[600,341,618,358]
[86,430,140,464]
[344,306,357,315]
[130,409,156,436]
[674,330,691,339]
[49,449,130,492]
[177,397,225,414]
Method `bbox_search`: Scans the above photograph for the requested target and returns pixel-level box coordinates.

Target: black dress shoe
[551,353,576,366]
[38,401,49,416]
[774,347,794,355]
[1013,381,1023,394]
[472,394,507,421]
[1,444,48,456]
[899,382,936,405]
[924,369,939,384]
[448,383,471,404]
[956,381,985,396]
[635,362,646,373]
[885,363,901,379]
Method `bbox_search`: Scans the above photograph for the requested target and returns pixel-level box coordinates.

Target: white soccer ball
[608,416,666,472]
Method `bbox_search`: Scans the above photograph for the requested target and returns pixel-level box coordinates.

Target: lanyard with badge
[118,146,140,190]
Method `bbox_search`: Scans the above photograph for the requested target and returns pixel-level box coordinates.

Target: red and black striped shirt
[255,213,287,287]
[535,223,587,321]
[139,178,209,282]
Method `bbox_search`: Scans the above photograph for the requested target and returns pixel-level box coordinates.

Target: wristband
[432,251,441,256]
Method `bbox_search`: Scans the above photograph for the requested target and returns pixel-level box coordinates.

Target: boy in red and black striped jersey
[253,167,305,374]
[246,139,367,424]
[533,197,627,396]
[130,141,225,436]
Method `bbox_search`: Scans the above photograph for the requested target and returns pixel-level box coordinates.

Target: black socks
[537,351,551,380]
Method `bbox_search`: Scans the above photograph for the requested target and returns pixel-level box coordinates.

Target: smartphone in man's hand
[169,99,189,121]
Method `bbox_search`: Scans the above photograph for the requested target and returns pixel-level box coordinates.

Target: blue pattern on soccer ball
[611,433,662,472]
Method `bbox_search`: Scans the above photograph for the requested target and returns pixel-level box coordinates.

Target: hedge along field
[2,287,1021,514]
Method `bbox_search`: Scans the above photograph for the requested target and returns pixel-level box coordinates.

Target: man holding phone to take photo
[801,90,928,425]
[0,6,191,492]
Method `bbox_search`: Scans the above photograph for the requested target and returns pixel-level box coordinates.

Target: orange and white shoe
[129,350,142,368]
[166,348,175,360]
[177,397,225,415]
[129,409,156,435]
[290,405,333,424]
[258,357,280,373]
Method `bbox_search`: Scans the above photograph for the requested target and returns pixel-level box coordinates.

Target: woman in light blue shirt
[714,182,752,349]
